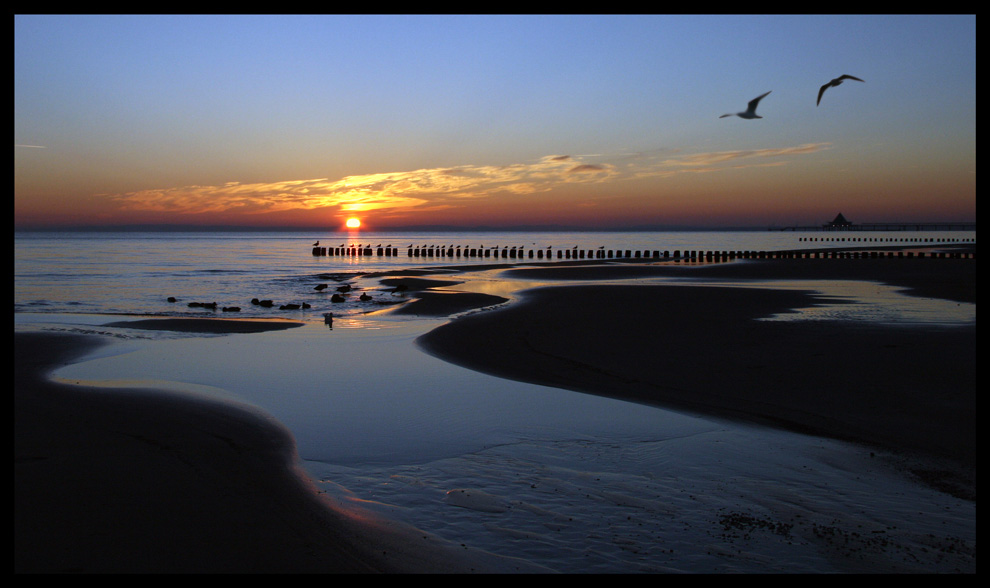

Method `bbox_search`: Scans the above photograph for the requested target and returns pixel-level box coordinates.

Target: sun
[345,217,361,229]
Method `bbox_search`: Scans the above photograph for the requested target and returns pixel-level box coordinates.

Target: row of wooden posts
[798,236,974,243]
[312,245,974,261]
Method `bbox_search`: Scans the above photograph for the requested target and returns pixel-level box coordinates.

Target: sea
[14,229,977,573]
[13,228,975,321]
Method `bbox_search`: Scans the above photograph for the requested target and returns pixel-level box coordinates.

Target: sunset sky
[15,14,975,231]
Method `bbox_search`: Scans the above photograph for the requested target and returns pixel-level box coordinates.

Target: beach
[15,249,975,573]
[419,254,976,500]
[14,321,417,573]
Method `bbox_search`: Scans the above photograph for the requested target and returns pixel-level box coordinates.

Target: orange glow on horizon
[13,146,975,230]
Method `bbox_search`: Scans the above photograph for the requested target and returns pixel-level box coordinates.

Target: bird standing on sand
[817,75,864,106]
[719,91,772,119]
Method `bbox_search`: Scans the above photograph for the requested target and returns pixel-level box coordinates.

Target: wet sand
[377,275,510,316]
[418,255,976,501]
[15,329,396,573]
[15,326,535,574]
[15,250,976,572]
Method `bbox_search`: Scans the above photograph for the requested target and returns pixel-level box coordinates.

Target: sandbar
[418,254,976,500]
[376,275,509,316]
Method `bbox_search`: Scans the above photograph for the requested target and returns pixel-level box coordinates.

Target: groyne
[311,237,975,262]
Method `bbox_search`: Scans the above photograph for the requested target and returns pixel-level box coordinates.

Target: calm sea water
[13,229,975,321]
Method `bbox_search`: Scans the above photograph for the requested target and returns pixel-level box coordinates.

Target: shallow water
[34,312,975,573]
[446,267,976,327]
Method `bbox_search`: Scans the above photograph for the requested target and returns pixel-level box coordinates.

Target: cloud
[663,143,830,167]
[568,164,607,174]
[109,154,617,216]
[108,144,829,217]
[15,144,46,148]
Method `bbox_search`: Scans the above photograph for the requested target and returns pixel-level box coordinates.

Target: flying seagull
[817,75,864,106]
[719,91,772,119]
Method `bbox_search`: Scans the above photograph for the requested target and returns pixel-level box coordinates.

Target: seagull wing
[746,91,772,114]
[817,83,830,106]
[818,75,864,105]
[720,91,771,118]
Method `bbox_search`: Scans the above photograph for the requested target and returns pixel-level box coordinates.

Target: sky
[14,14,976,231]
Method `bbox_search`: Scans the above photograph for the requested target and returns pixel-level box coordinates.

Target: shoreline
[417,256,976,501]
[14,328,541,573]
[15,252,976,572]
[14,330,393,573]
[498,252,977,304]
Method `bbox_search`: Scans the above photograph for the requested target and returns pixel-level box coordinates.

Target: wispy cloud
[568,164,609,174]
[108,144,830,217]
[15,144,46,149]
[663,144,830,167]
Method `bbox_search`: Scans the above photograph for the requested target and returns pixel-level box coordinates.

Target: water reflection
[425,267,975,328]
[749,279,975,325]
[50,318,683,467]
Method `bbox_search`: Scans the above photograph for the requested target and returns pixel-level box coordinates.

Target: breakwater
[312,241,975,261]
